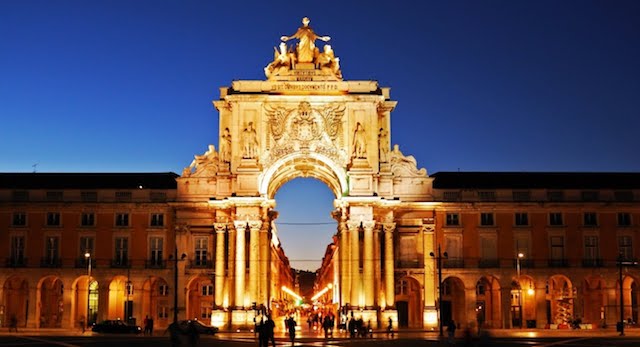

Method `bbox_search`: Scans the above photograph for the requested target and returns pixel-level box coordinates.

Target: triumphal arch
[175,18,437,328]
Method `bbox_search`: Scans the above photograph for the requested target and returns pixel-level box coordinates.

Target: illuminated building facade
[1,18,639,331]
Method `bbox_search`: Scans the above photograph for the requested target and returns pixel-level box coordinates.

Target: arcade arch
[2,276,28,328]
[72,275,99,327]
[37,276,64,328]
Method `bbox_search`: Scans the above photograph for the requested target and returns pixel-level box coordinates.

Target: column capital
[382,223,396,233]
[247,220,262,231]
[346,220,361,231]
[213,223,228,233]
[233,220,247,231]
[362,220,376,231]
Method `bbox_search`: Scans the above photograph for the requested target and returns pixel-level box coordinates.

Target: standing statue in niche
[280,17,330,64]
[219,127,232,163]
[242,122,259,159]
[378,127,390,163]
[352,122,367,159]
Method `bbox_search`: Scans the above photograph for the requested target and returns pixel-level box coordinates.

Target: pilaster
[347,220,361,307]
[363,220,376,308]
[233,221,247,309]
[213,223,227,307]
[248,220,261,307]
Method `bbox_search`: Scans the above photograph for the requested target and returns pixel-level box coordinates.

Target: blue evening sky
[1,1,639,271]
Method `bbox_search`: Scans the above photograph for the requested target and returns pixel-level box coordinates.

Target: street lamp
[430,245,448,337]
[169,246,187,323]
[516,253,524,328]
[84,252,91,329]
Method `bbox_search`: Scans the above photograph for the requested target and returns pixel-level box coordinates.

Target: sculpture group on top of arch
[264,17,342,81]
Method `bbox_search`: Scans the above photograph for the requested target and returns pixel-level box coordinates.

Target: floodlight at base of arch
[281,286,302,301]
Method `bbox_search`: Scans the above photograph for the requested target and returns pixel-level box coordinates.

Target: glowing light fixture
[281,286,302,301]
[311,284,334,301]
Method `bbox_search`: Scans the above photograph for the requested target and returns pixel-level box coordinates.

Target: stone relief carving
[183,144,219,177]
[263,102,346,167]
[390,144,427,177]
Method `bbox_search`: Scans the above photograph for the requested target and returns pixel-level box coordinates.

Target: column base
[211,309,229,329]
[423,307,438,330]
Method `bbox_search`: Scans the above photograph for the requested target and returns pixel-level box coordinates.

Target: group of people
[255,315,277,347]
[346,316,372,338]
[143,315,155,335]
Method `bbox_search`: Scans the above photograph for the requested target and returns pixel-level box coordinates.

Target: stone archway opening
[272,177,338,313]
[37,276,64,328]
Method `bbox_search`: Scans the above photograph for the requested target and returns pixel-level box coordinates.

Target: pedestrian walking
[149,316,154,335]
[447,319,457,345]
[79,315,86,333]
[261,315,276,347]
[287,316,296,345]
[386,317,393,337]
[144,315,150,335]
[9,314,18,333]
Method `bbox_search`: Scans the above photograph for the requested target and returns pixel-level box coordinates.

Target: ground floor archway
[37,276,63,328]
[2,276,28,327]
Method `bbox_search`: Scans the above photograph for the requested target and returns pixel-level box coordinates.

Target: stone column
[422,224,436,309]
[383,223,396,308]
[248,220,261,307]
[214,223,227,307]
[339,221,350,306]
[233,221,247,308]
[227,225,236,308]
[259,227,269,305]
[501,286,513,328]
[363,221,376,308]
[373,225,382,311]
[348,221,361,307]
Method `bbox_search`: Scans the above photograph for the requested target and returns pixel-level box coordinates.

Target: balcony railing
[5,257,27,268]
[478,258,499,268]
[110,258,130,268]
[40,257,62,268]
[145,259,167,269]
[582,258,603,267]
[443,258,464,268]
[188,259,212,269]
[548,259,569,267]
[396,260,424,269]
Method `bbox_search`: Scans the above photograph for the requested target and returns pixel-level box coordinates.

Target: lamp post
[84,252,91,328]
[430,245,447,337]
[169,245,187,323]
[516,253,524,328]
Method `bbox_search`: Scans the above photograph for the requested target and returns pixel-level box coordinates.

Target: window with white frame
[159,284,169,296]
[149,237,164,266]
[618,213,632,227]
[480,213,494,226]
[45,236,60,263]
[619,236,633,261]
[80,236,94,257]
[445,213,460,226]
[114,237,129,265]
[12,212,27,226]
[81,212,95,227]
[115,213,129,227]
[550,236,564,260]
[583,212,598,227]
[194,237,208,266]
[584,235,599,261]
[46,212,61,226]
[150,213,164,227]
[515,213,529,226]
[549,213,563,226]
[11,236,25,261]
